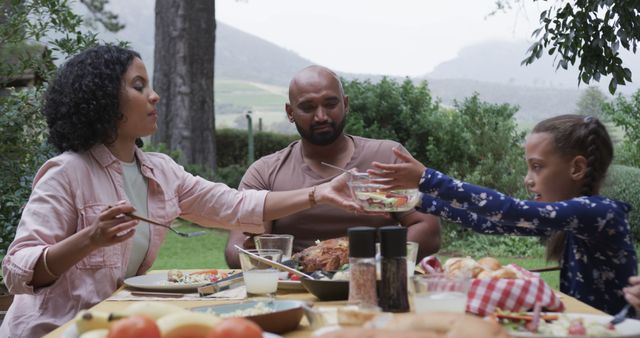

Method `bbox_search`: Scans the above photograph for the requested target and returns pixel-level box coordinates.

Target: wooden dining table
[44,270,605,338]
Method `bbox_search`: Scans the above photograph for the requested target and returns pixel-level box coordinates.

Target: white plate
[61,324,282,338]
[278,280,306,291]
[123,272,209,291]
[507,313,640,338]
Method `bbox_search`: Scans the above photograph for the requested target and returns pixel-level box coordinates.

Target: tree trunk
[152,0,216,172]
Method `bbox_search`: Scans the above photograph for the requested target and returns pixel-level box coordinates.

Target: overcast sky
[215,0,545,76]
[104,0,547,77]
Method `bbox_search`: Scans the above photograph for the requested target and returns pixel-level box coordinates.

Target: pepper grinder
[378,226,409,312]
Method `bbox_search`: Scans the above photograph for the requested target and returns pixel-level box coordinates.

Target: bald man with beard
[225,65,441,268]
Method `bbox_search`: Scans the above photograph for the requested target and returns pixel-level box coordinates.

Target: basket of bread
[419,256,564,316]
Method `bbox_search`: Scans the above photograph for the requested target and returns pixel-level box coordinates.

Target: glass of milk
[410,273,470,313]
[238,249,282,298]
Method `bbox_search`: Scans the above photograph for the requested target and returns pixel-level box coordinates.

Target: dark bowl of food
[300,278,349,301]
[191,300,304,334]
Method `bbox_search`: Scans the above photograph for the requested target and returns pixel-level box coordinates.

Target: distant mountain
[215,23,313,86]
[213,28,632,121]
[425,78,581,122]
[425,40,640,95]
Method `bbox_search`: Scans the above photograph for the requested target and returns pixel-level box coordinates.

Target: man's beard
[295,116,347,146]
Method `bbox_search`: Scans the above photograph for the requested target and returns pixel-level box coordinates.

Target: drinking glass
[254,234,294,261]
[410,273,470,313]
[238,249,283,298]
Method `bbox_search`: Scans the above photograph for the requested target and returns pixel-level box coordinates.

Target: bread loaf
[477,257,501,271]
[444,257,478,279]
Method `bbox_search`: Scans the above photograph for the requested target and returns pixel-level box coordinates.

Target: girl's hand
[624,275,640,315]
[87,203,138,249]
[369,148,426,190]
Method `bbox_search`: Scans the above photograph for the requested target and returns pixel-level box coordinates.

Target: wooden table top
[44,272,605,338]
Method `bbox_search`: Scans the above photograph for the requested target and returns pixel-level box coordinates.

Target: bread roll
[472,267,488,278]
[491,267,518,279]
[476,269,494,279]
[477,257,501,271]
[444,257,478,279]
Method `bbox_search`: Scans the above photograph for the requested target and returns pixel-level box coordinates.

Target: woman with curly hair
[0,45,358,337]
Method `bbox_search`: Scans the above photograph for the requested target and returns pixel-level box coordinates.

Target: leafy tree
[0,0,119,254]
[604,89,640,167]
[574,86,609,121]
[79,0,124,32]
[495,0,640,94]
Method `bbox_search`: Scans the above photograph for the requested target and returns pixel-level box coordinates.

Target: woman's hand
[369,148,426,190]
[87,203,138,249]
[624,275,640,315]
[316,172,363,212]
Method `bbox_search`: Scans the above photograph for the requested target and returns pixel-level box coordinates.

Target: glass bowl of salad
[347,173,420,212]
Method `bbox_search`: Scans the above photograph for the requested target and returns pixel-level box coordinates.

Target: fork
[126,213,207,238]
[610,304,633,325]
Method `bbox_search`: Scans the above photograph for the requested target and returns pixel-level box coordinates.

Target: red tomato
[107,316,160,338]
[289,274,301,281]
[206,317,262,338]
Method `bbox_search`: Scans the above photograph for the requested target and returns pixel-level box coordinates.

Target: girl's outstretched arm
[420,194,551,237]
[419,168,629,236]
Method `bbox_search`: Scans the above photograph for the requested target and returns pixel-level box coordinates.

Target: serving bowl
[348,175,419,212]
[191,300,304,334]
[300,278,349,301]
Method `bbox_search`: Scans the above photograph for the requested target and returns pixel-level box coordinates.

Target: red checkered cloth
[466,264,564,316]
[419,257,564,316]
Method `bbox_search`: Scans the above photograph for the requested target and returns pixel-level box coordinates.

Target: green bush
[604,89,640,168]
[602,164,640,243]
[212,164,248,189]
[215,129,298,167]
[441,222,545,257]
[0,1,113,254]
[0,88,56,254]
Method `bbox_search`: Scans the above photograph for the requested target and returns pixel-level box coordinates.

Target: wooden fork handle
[126,213,166,227]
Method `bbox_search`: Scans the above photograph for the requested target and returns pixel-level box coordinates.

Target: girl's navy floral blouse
[417,168,637,315]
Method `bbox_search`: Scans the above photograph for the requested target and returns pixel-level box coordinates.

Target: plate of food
[124,269,232,291]
[192,300,304,334]
[494,311,640,337]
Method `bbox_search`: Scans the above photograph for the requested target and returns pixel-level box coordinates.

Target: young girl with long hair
[371,114,637,315]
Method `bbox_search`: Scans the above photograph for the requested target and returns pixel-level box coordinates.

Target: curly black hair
[43,45,141,152]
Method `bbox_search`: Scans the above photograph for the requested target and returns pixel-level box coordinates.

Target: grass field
[153,221,561,289]
[215,79,286,113]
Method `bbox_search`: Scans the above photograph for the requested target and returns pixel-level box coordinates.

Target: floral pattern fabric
[417,168,637,315]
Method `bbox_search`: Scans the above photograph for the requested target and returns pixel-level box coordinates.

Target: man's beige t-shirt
[239,135,415,252]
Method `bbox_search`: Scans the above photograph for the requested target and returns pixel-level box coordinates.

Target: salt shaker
[347,226,377,307]
[378,226,409,312]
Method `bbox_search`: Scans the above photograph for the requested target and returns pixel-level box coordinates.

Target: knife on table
[197,271,245,297]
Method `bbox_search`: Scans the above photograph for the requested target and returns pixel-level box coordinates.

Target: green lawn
[151,221,230,270]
